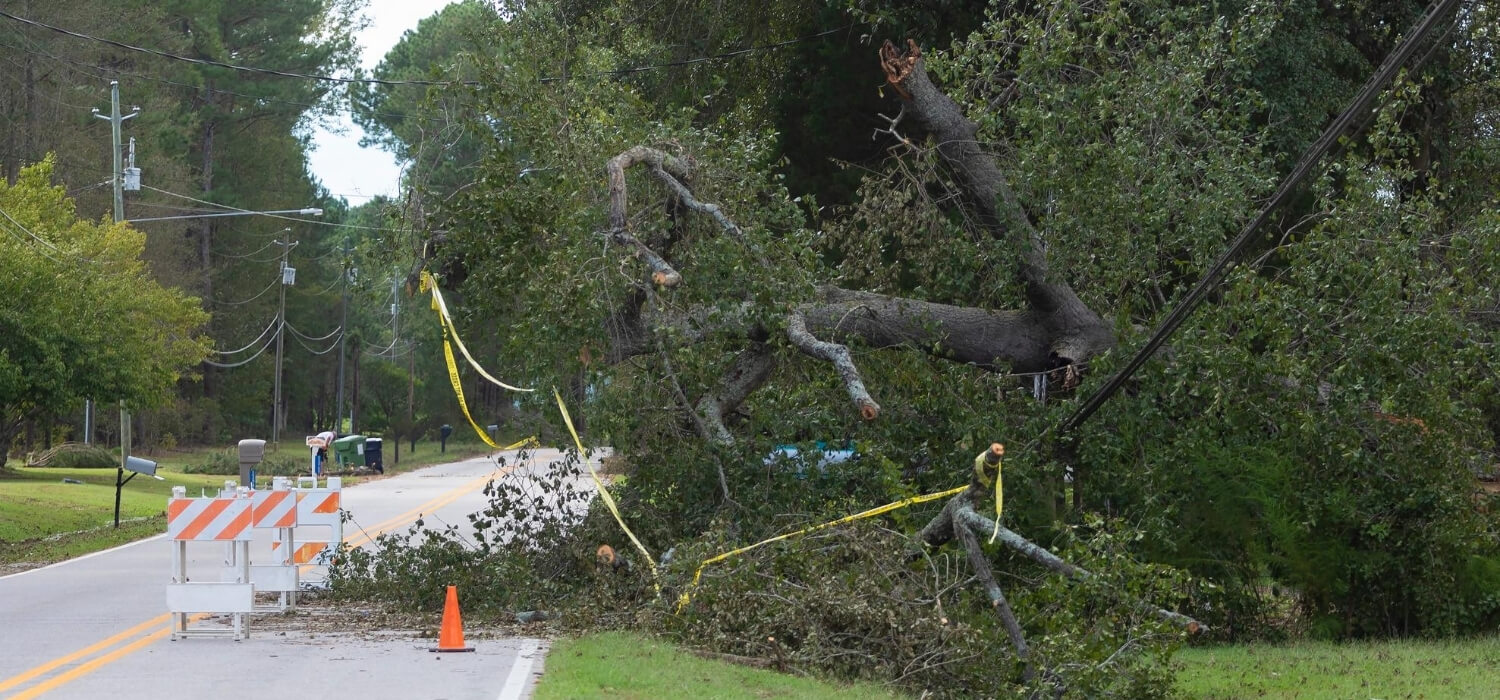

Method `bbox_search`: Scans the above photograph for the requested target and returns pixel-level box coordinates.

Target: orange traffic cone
[429,585,475,652]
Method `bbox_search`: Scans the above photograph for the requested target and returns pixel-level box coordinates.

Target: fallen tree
[591,40,1201,684]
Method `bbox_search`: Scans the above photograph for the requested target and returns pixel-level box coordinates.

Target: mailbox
[440,424,453,453]
[124,455,158,477]
[237,439,266,488]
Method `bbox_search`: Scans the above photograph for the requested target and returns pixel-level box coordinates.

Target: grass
[0,462,227,568]
[534,631,908,700]
[1175,635,1500,698]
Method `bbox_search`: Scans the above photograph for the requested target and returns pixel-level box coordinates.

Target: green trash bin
[332,435,367,469]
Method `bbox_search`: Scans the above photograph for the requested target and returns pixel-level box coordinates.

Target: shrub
[27,443,117,468]
[182,449,309,477]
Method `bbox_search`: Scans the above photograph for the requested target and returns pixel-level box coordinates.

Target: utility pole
[336,238,351,433]
[272,231,297,445]
[93,81,139,224]
[88,80,139,445]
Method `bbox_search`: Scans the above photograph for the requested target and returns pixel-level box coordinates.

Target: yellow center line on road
[0,613,171,694]
[0,452,536,698]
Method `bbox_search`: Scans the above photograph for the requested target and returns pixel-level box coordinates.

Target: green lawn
[0,462,227,568]
[1175,635,1500,698]
[534,632,908,700]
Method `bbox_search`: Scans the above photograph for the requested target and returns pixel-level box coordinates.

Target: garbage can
[332,435,366,469]
[363,438,384,474]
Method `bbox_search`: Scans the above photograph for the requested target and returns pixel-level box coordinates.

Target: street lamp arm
[126,208,324,223]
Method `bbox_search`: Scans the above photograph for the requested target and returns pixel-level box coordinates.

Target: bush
[182,449,309,477]
[26,443,117,468]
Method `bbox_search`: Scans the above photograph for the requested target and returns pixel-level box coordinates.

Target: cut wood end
[990,443,1005,457]
[652,270,682,287]
[1187,621,1202,635]
[859,402,880,421]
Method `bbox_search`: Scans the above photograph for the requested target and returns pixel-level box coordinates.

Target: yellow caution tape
[440,325,536,451]
[675,483,970,613]
[973,447,1004,543]
[553,388,661,595]
[421,271,532,393]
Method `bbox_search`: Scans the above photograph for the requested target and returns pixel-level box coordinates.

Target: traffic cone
[429,585,475,652]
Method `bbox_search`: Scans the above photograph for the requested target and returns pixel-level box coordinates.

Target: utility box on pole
[238,439,266,488]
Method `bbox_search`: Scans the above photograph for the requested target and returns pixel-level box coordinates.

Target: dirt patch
[0,561,47,576]
[246,592,555,642]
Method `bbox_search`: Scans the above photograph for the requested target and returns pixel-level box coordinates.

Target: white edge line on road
[0,533,167,581]
[498,638,544,700]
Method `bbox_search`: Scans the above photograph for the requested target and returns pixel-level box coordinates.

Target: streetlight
[125,208,324,223]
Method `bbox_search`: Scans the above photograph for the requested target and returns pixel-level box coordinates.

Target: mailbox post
[114,455,162,528]
[238,439,266,488]
[440,424,453,453]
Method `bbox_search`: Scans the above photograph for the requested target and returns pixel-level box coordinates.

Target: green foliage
[179,448,306,477]
[0,159,209,467]
[331,447,1192,696]
[1075,117,1500,635]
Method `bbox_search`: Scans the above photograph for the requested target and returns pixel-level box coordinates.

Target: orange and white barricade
[166,485,254,640]
[249,477,299,610]
[272,476,344,571]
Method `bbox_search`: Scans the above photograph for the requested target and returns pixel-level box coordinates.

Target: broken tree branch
[606,146,693,287]
[955,510,1033,681]
[786,312,881,420]
[694,341,776,445]
[878,39,1114,361]
[954,505,1204,633]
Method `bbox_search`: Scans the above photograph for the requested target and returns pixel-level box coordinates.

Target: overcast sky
[306,0,456,203]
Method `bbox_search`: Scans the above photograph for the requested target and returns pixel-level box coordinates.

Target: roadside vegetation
[329,0,1500,695]
[1175,635,1500,698]
[534,631,908,700]
[0,461,223,571]
[6,0,1500,696]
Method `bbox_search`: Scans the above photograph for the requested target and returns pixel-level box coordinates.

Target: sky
[305,0,456,204]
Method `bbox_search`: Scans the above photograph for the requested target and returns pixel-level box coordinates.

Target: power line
[0,206,59,250]
[211,316,282,354]
[539,26,853,83]
[0,10,850,87]
[288,328,344,355]
[0,218,67,265]
[1057,0,1465,436]
[202,330,277,368]
[0,9,475,86]
[285,320,342,342]
[140,185,410,234]
[0,33,452,126]
[217,277,280,306]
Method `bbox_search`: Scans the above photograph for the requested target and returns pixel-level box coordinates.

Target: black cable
[1058,0,1465,436]
[0,10,847,87]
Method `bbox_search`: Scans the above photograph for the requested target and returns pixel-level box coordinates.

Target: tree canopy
[0,159,209,467]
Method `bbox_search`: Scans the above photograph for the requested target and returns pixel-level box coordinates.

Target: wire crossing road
[0,449,588,700]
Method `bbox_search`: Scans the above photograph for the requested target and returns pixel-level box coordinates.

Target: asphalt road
[0,448,593,700]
